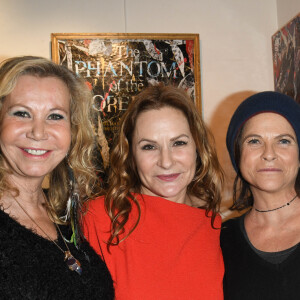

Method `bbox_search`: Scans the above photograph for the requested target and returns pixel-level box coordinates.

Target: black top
[0,208,114,299]
[221,215,300,300]
[238,214,297,264]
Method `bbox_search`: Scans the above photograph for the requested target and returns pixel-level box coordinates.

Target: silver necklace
[13,194,82,275]
[254,195,298,213]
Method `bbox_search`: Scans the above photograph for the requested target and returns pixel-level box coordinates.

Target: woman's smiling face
[0,75,71,180]
[132,106,197,204]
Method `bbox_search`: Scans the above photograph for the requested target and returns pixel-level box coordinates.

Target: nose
[158,147,174,169]
[262,143,277,161]
[26,118,48,141]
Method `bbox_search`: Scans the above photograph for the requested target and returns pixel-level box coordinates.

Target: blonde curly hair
[0,56,101,223]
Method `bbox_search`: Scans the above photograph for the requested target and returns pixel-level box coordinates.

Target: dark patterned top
[0,208,114,299]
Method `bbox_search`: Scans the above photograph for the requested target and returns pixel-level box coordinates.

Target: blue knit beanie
[226,91,300,173]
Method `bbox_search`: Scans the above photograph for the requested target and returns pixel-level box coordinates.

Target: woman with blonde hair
[0,56,114,299]
[84,84,224,300]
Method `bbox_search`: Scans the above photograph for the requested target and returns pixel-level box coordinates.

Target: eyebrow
[138,134,190,144]
[241,134,260,143]
[276,134,296,141]
[49,107,70,114]
[170,134,190,141]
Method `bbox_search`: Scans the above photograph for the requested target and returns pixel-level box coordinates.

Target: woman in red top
[83,84,224,300]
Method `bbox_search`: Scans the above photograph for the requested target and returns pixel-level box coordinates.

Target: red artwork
[272,13,300,102]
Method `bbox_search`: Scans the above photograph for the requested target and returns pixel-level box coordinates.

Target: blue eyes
[279,139,291,144]
[247,139,259,144]
[246,138,292,145]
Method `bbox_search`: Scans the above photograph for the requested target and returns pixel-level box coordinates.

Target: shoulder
[83,195,109,222]
[220,214,244,248]
[85,195,105,212]
[82,196,111,235]
[221,216,243,239]
[222,215,241,230]
[212,212,222,227]
[0,208,20,240]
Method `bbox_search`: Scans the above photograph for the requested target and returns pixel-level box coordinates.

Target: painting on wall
[51,33,201,170]
[272,13,300,102]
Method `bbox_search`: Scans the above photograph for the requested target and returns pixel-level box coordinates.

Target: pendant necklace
[13,194,82,275]
[254,194,298,213]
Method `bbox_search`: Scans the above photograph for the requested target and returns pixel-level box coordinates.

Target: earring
[61,161,81,246]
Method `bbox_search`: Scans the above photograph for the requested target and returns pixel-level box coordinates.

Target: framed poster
[272,13,300,102]
[51,33,201,169]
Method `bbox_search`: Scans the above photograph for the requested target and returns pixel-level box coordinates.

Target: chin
[157,191,182,200]
[19,169,50,178]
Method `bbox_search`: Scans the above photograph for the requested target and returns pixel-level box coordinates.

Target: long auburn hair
[0,56,101,223]
[105,84,224,247]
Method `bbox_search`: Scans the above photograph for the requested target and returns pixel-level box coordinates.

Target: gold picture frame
[51,33,201,169]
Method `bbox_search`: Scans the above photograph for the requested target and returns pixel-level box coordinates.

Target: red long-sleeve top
[83,194,224,300]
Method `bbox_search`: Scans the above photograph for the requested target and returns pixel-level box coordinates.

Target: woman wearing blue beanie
[221,91,300,300]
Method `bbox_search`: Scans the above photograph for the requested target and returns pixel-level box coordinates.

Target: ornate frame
[51,33,201,168]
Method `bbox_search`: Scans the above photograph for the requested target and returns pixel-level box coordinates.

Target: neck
[140,188,191,205]
[254,195,297,213]
[8,174,44,199]
[247,190,299,223]
[251,188,296,209]
[0,175,46,213]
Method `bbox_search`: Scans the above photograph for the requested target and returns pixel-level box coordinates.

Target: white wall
[276,0,300,28]
[0,0,126,61]
[0,0,285,214]
[0,0,278,119]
